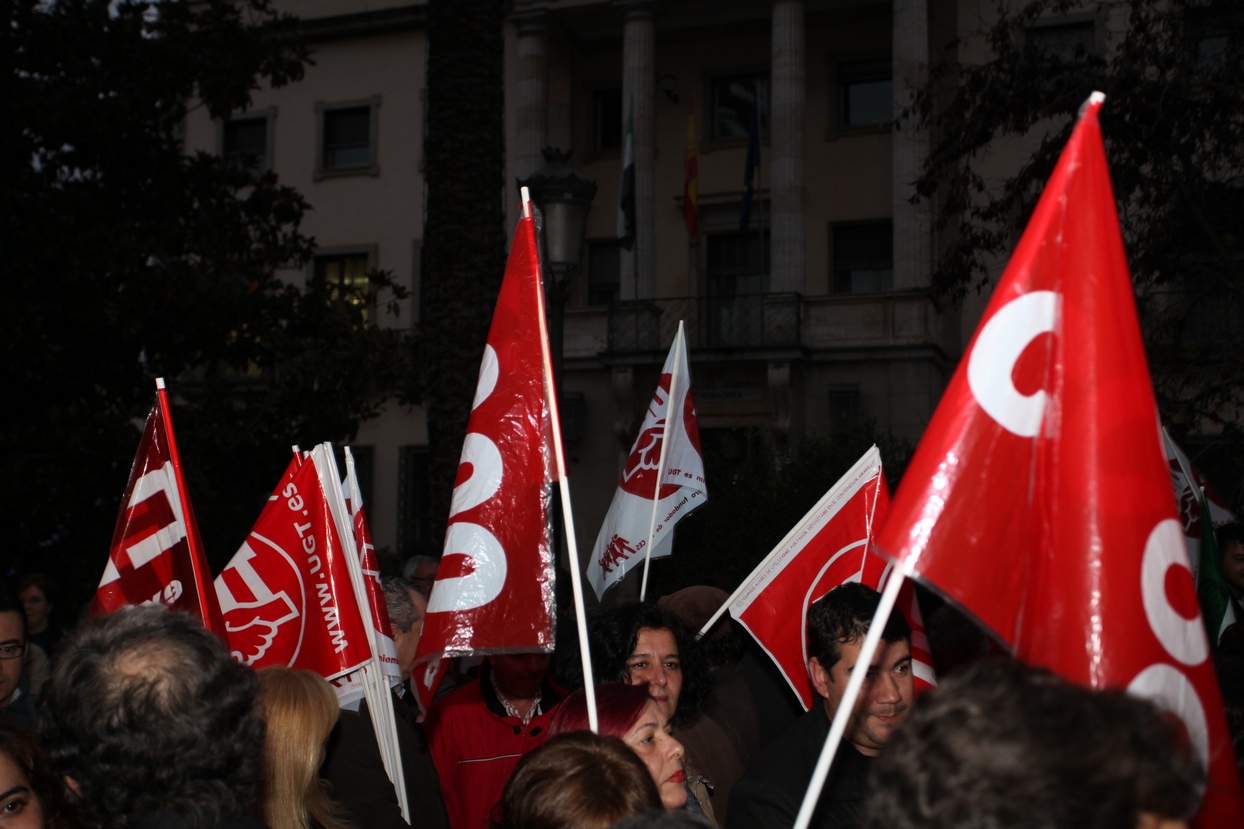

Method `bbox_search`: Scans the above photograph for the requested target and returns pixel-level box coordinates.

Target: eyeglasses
[0,643,26,660]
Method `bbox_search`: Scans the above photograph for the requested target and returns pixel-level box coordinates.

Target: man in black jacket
[728,583,913,829]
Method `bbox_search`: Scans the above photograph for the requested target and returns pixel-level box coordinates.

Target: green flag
[1196,486,1233,647]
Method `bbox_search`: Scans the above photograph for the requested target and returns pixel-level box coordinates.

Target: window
[838,60,891,128]
[828,384,861,432]
[313,252,373,322]
[711,73,768,141]
[587,240,621,305]
[223,116,270,172]
[398,446,434,558]
[1027,21,1095,63]
[315,97,380,179]
[707,232,769,345]
[833,223,892,293]
[593,87,623,153]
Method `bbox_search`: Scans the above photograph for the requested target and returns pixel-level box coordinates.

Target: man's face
[0,612,25,707]
[810,636,913,756]
[391,588,427,683]
[490,653,550,701]
[1223,542,1244,599]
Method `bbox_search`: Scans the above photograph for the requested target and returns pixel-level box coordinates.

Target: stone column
[513,12,548,183]
[892,0,931,290]
[619,1,655,300]
[546,28,574,152]
[770,0,805,294]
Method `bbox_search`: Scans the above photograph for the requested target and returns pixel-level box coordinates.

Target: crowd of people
[0,532,1239,829]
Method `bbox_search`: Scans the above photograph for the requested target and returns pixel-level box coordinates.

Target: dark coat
[727,706,872,829]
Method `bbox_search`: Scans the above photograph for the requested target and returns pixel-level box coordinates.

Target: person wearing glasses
[0,588,35,735]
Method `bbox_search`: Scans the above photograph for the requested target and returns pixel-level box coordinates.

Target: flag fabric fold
[721,447,933,710]
[92,379,224,635]
[873,94,1244,825]
[588,322,706,600]
[214,445,372,681]
[410,206,560,713]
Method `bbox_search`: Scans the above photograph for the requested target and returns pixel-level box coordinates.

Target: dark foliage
[421,0,508,545]
[909,0,1244,506]
[1,0,419,607]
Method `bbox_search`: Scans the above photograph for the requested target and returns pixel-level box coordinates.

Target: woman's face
[17,589,49,633]
[625,627,682,723]
[0,753,43,829]
[623,699,686,810]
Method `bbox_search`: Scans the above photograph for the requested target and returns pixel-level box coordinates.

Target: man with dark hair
[0,587,35,734]
[322,576,448,829]
[40,606,266,829]
[862,658,1202,829]
[729,583,913,829]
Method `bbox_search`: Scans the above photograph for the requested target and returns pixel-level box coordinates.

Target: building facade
[183,0,973,595]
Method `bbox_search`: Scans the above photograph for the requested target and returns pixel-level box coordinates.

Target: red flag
[725,447,933,710]
[410,208,559,712]
[92,379,224,635]
[214,445,372,680]
[874,94,1244,825]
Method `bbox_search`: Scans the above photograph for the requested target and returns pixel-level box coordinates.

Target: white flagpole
[697,447,882,639]
[322,444,410,823]
[792,568,906,829]
[524,187,598,733]
[640,321,685,602]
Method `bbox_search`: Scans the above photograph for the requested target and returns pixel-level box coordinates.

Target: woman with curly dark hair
[585,604,744,825]
[0,722,79,829]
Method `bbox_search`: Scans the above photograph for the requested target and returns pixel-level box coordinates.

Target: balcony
[607,293,802,352]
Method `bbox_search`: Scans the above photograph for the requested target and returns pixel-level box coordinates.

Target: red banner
[215,446,371,680]
[727,448,933,710]
[411,210,559,712]
[92,381,224,635]
[874,95,1244,825]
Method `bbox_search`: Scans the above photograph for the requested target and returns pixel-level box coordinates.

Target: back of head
[499,731,661,829]
[807,582,910,670]
[381,576,417,632]
[40,606,264,829]
[862,658,1203,829]
[256,668,345,829]
[549,683,652,740]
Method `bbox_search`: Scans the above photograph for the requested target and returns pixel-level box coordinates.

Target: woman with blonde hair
[255,667,350,829]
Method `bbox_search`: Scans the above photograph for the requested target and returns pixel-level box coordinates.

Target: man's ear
[64,776,81,797]
[808,657,832,700]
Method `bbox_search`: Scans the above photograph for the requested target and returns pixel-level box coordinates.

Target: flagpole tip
[156,377,166,391]
[1079,92,1106,118]
[520,186,532,219]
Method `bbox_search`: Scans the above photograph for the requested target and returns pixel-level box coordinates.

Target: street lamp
[518,148,598,398]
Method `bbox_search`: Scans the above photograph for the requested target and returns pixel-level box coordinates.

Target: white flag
[588,322,706,599]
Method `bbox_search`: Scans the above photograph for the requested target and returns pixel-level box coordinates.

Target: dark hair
[862,658,1203,829]
[40,606,265,829]
[806,583,910,672]
[549,683,653,740]
[497,732,661,829]
[1216,522,1244,550]
[382,576,419,632]
[610,810,715,829]
[0,585,26,639]
[15,573,58,604]
[587,603,712,726]
[0,722,79,829]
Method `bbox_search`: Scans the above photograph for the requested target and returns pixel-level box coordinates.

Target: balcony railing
[608,293,801,352]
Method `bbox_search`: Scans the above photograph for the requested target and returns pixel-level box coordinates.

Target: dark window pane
[594,88,623,152]
[398,446,433,558]
[224,117,267,170]
[828,384,861,432]
[839,60,891,127]
[314,253,372,321]
[707,232,769,346]
[323,106,371,168]
[711,74,768,140]
[588,240,620,305]
[833,223,893,293]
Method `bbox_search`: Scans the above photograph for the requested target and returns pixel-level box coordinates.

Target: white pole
[792,569,907,829]
[525,186,599,732]
[640,321,685,602]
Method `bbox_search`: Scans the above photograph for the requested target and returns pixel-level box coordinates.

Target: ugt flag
[411,205,561,712]
[874,94,1244,825]
[92,378,224,635]
[723,447,933,710]
[588,322,706,600]
[214,445,372,681]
